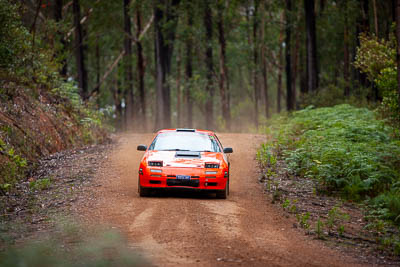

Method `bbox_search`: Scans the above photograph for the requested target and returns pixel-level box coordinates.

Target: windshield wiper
[194,150,212,152]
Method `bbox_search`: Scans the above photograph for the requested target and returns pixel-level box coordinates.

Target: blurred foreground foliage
[258,105,400,224]
[0,220,145,267]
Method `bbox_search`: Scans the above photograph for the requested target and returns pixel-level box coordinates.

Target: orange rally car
[137,128,233,199]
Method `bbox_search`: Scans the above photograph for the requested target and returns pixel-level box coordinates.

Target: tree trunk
[304,0,318,92]
[360,0,369,32]
[372,0,378,36]
[73,0,88,99]
[154,0,180,130]
[136,5,146,131]
[176,44,182,127]
[353,0,368,93]
[277,13,284,113]
[292,18,300,110]
[95,35,100,93]
[286,0,293,111]
[299,47,307,95]
[396,0,400,110]
[260,1,269,119]
[112,76,123,130]
[185,7,193,128]
[319,0,326,15]
[253,0,260,129]
[343,0,350,96]
[217,3,231,130]
[123,0,134,130]
[204,0,214,130]
[54,0,67,77]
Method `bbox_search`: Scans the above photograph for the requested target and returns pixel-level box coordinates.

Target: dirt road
[81,133,363,266]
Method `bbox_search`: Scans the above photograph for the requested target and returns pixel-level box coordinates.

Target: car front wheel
[216,180,228,199]
[138,178,150,197]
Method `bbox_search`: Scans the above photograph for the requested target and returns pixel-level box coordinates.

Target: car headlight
[205,163,219,168]
[148,161,163,167]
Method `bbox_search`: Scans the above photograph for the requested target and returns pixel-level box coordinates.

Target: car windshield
[149,132,221,152]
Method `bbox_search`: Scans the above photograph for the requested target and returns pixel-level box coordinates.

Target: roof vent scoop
[176,128,196,132]
[175,151,201,158]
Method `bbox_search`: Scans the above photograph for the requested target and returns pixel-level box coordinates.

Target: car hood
[145,151,223,168]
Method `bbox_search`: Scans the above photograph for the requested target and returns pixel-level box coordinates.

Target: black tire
[216,181,228,199]
[138,178,150,197]
[139,185,150,197]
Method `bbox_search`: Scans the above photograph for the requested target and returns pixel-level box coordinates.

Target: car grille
[166,178,200,187]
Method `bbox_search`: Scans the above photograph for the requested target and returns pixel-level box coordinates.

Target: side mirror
[137,145,147,151]
[223,147,233,154]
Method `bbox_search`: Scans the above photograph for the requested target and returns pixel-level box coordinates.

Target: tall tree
[154,0,180,129]
[277,12,284,113]
[204,0,215,130]
[253,0,260,128]
[135,4,146,130]
[260,1,269,118]
[95,35,100,93]
[73,0,88,99]
[185,3,193,128]
[54,0,67,77]
[299,46,307,95]
[372,0,378,36]
[123,0,134,129]
[286,0,294,111]
[304,0,318,92]
[396,0,400,110]
[217,2,231,130]
[343,0,350,96]
[176,43,182,127]
[353,0,370,94]
[292,18,300,110]
[112,74,123,130]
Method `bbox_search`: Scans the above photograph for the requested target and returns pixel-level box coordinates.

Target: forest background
[2,0,400,260]
[3,0,399,133]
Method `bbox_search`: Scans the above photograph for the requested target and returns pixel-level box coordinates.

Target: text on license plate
[176,175,191,180]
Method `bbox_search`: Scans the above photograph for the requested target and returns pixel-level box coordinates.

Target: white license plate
[176,175,191,180]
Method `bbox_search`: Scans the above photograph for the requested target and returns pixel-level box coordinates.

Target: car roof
[156,129,215,135]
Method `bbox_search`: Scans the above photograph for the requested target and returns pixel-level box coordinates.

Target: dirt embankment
[77,133,366,266]
[0,85,107,163]
[0,84,107,218]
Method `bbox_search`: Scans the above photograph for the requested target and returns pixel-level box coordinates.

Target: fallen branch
[88,14,153,99]
[66,0,100,38]
[89,50,125,98]
[123,14,154,43]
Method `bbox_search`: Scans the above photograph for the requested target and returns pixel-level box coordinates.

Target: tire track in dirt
[79,133,368,266]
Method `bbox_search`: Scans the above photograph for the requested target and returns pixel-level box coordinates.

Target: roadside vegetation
[0,1,112,259]
[0,0,110,198]
[257,15,400,258]
[257,104,400,256]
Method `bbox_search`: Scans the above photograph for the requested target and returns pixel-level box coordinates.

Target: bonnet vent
[175,151,201,158]
[176,128,196,132]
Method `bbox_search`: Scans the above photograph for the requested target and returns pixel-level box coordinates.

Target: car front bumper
[139,170,227,190]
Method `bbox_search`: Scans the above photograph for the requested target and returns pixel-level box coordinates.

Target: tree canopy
[1,0,399,131]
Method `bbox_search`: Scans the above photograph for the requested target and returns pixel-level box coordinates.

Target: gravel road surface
[80,133,364,266]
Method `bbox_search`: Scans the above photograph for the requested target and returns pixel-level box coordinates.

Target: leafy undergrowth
[257,104,400,261]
